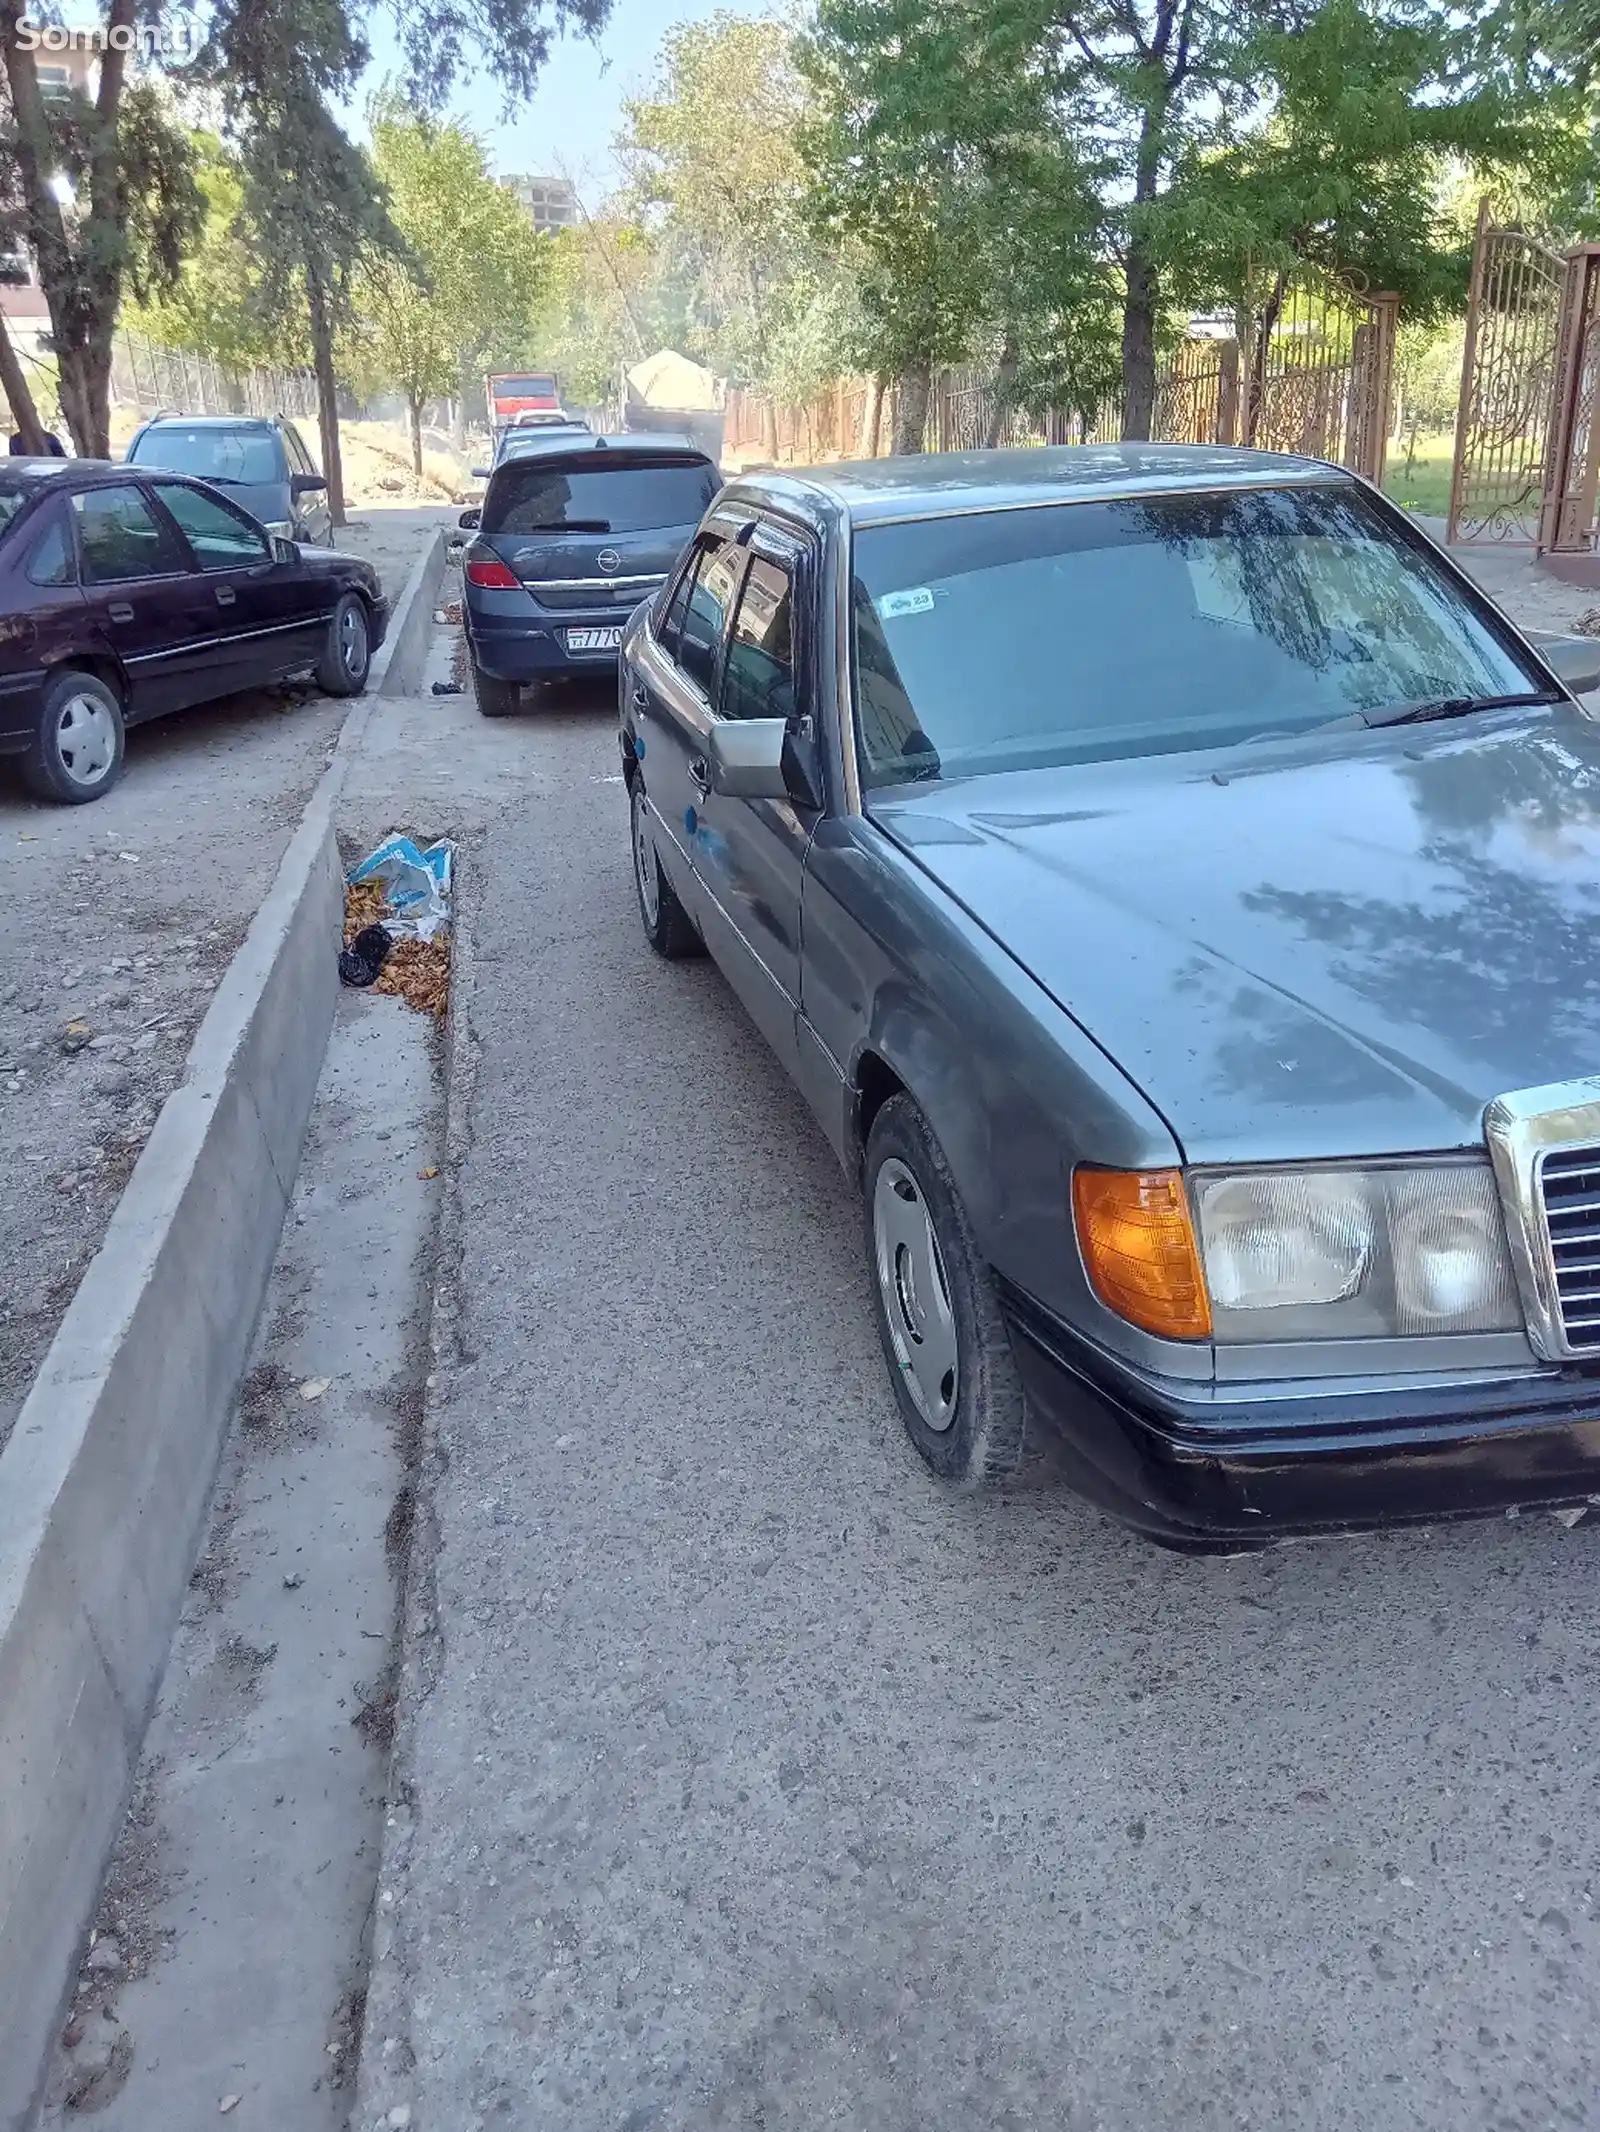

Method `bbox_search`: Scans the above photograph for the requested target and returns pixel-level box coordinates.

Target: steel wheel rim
[56,691,118,787]
[872,1156,959,1430]
[632,784,661,928]
[339,601,367,675]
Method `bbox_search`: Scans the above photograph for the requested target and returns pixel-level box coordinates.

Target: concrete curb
[371,521,449,698]
[0,522,445,2131]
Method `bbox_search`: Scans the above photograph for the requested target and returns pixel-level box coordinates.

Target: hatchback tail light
[466,555,519,589]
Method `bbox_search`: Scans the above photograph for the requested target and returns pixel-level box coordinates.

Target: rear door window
[678,536,745,698]
[72,487,187,583]
[483,456,719,537]
[721,551,796,722]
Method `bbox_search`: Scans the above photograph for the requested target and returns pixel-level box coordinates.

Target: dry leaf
[417,1165,439,1181]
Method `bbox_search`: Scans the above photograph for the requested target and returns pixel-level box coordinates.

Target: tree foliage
[358,95,549,465]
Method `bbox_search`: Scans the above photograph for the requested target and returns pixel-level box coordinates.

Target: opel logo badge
[596,548,621,575]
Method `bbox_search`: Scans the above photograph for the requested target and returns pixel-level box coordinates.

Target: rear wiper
[1364,690,1560,729]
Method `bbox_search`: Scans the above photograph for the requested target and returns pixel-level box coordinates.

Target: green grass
[1383,430,1456,519]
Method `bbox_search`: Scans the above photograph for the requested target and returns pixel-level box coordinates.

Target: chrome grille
[522,574,663,612]
[1538,1143,1600,1350]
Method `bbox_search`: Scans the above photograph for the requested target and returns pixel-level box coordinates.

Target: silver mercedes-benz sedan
[618,442,1600,1551]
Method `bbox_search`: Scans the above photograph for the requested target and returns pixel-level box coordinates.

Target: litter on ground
[342,835,455,1018]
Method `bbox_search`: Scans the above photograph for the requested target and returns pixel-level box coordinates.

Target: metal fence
[724,270,1398,485]
[110,330,317,422]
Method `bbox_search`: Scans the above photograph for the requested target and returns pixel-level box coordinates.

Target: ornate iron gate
[1539,246,1600,554]
[1234,271,1397,481]
[1447,203,1569,544]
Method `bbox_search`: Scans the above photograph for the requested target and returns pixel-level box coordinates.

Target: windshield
[483,457,718,536]
[493,374,557,398]
[128,426,281,485]
[850,483,1544,786]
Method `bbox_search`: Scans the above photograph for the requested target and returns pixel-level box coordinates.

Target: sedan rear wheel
[631,777,702,959]
[22,669,126,804]
[864,1093,1028,1486]
[315,592,370,695]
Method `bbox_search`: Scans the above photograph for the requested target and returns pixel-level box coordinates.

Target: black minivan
[458,434,720,715]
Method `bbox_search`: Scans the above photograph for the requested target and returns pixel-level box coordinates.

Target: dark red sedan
[0,458,388,803]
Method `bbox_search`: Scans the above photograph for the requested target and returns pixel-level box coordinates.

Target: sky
[351,0,754,204]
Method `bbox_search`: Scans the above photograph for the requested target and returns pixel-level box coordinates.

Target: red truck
[485,371,561,427]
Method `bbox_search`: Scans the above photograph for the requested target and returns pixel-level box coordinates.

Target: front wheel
[865,1094,1027,1487]
[631,778,702,958]
[22,669,126,804]
[316,592,370,695]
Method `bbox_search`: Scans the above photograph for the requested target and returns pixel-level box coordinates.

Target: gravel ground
[356,699,1600,2132]
[0,506,446,1446]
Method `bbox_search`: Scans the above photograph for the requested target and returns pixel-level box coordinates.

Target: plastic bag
[347,835,454,940]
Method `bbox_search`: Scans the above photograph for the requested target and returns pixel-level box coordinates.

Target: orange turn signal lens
[1072,1167,1212,1340]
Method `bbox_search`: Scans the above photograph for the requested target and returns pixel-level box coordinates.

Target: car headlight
[1075,1161,1519,1342]
[263,519,294,539]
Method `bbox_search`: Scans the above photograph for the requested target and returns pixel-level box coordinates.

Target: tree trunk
[760,394,778,461]
[859,375,884,458]
[0,0,135,455]
[983,336,1019,448]
[0,311,48,451]
[409,395,424,476]
[891,359,931,455]
[1121,243,1159,442]
[305,265,346,525]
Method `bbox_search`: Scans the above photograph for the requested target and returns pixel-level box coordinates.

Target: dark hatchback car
[459,435,719,716]
[126,413,334,547]
[0,459,386,802]
[620,442,1600,1551]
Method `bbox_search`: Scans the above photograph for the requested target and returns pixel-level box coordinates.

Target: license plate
[565,626,623,652]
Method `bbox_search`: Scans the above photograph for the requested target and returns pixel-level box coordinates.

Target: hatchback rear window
[128,426,282,486]
[483,456,718,537]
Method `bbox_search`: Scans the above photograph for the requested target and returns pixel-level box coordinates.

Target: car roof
[488,432,709,471]
[0,457,118,490]
[722,442,1352,529]
[136,413,283,428]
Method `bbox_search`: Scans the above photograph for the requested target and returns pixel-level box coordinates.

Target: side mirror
[471,466,491,481]
[291,473,327,497]
[1540,635,1600,696]
[458,506,481,530]
[705,717,793,801]
[270,534,297,564]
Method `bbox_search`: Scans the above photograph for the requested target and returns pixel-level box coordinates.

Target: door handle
[107,602,135,624]
[214,584,237,607]
[630,681,648,709]
[688,755,712,796]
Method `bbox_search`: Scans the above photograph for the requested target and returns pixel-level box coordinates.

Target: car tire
[473,663,520,717]
[864,1093,1028,1488]
[22,668,126,805]
[315,592,371,695]
[630,777,702,958]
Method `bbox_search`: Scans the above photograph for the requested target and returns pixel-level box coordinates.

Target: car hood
[869,707,1600,1163]
[301,544,380,589]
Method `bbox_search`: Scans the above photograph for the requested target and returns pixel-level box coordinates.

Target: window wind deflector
[1363,690,1560,729]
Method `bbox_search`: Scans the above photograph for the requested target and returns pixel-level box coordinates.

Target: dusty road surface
[351,691,1600,2132]
[0,506,446,1444]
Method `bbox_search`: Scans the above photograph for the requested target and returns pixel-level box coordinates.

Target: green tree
[361,96,549,470]
[621,15,831,444]
[0,3,202,453]
[801,0,1114,450]
[124,132,288,369]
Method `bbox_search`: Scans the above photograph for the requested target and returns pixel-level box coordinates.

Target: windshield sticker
[876,587,936,621]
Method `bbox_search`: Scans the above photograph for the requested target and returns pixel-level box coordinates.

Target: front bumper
[1001,1285,1600,1550]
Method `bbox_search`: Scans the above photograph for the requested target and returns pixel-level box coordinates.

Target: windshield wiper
[1364,690,1560,729]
